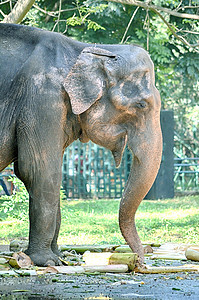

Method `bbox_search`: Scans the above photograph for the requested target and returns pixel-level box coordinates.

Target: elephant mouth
[79,128,90,143]
[111,133,127,168]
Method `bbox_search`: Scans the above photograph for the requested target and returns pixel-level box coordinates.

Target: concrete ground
[1,245,199,299]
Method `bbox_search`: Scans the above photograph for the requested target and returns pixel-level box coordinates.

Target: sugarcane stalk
[135,264,199,274]
[8,252,33,269]
[185,248,199,261]
[151,254,187,260]
[59,244,119,253]
[83,252,137,271]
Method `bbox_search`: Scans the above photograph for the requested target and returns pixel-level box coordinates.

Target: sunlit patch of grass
[1,195,199,246]
[59,199,122,245]
[136,196,199,244]
[0,217,29,244]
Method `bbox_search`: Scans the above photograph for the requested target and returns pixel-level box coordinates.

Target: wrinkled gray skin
[0,24,162,267]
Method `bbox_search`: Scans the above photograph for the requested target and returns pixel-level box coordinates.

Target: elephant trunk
[119,110,162,266]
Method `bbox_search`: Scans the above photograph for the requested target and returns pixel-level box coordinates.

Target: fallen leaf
[172,287,181,291]
[176,276,184,280]
[12,289,31,293]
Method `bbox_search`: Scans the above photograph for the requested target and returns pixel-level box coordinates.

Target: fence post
[145,110,174,199]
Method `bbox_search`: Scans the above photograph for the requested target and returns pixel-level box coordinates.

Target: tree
[105,0,199,50]
[1,0,35,24]
[0,0,198,156]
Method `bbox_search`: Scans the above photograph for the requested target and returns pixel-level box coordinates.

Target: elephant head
[64,46,162,265]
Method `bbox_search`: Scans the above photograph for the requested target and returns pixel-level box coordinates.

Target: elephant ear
[64,47,116,115]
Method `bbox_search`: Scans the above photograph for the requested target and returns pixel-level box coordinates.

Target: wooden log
[188,246,199,252]
[10,241,158,254]
[150,254,187,261]
[10,241,120,254]
[9,252,33,269]
[114,246,132,253]
[60,243,158,254]
[113,245,153,254]
[143,242,161,247]
[109,253,137,271]
[135,264,199,274]
[38,264,129,274]
[83,252,137,271]
[157,243,199,253]
[185,248,199,261]
[59,244,119,253]
[84,264,128,273]
[41,265,85,274]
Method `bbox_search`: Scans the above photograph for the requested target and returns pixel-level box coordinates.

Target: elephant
[0,23,162,267]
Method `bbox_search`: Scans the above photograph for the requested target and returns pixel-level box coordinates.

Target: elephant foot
[24,249,62,266]
[134,256,147,272]
[51,246,63,258]
[136,260,146,269]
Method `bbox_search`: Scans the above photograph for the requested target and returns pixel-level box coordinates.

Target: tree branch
[32,3,82,21]
[33,4,57,18]
[0,0,11,5]
[176,5,199,12]
[2,0,36,23]
[181,30,199,35]
[105,0,199,50]
[105,0,199,20]
[153,8,199,49]
[52,0,62,32]
[0,9,6,18]
[121,6,139,43]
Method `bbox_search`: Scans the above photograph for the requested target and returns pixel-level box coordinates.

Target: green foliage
[1,196,199,245]
[0,177,67,221]
[66,1,107,31]
[0,0,198,156]
[0,177,29,220]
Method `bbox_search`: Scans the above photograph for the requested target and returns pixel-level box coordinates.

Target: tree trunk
[2,0,36,24]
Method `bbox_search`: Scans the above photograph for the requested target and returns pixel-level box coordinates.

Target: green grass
[0,196,199,246]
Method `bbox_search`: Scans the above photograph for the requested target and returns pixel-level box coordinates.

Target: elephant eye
[135,100,147,109]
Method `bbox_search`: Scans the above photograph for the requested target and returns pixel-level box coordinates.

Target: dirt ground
[1,245,199,299]
[1,269,199,299]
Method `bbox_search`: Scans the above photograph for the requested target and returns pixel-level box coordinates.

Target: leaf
[12,290,31,293]
[87,20,105,31]
[187,66,195,77]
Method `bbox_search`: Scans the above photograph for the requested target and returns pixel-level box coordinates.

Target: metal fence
[174,157,199,192]
[62,141,199,198]
[1,145,199,198]
[62,140,132,199]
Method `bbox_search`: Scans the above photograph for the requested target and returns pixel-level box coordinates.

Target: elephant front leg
[25,178,62,266]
